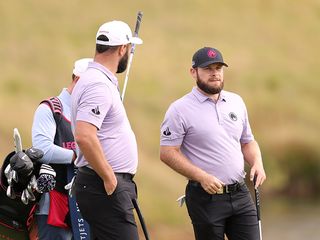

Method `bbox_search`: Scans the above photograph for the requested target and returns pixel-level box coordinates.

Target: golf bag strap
[40,97,63,124]
[40,97,91,237]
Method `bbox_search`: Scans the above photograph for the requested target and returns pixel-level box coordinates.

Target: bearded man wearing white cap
[31,58,92,240]
[71,20,142,239]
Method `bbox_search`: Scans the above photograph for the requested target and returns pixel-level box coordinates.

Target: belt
[78,167,134,180]
[188,180,244,194]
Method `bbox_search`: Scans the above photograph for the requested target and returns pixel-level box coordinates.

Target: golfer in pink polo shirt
[71,20,142,240]
[160,47,266,240]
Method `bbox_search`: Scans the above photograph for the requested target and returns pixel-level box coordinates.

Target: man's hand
[250,163,266,188]
[199,173,225,194]
[103,174,117,195]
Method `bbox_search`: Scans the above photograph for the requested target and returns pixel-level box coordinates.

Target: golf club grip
[134,11,143,37]
[255,188,261,220]
[122,11,143,101]
[253,175,261,221]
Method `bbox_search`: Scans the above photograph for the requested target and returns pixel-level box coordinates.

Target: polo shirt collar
[192,87,227,103]
[88,61,118,86]
[59,88,71,103]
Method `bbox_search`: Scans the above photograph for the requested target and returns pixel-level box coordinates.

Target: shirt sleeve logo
[229,112,238,121]
[91,106,100,115]
[163,127,172,136]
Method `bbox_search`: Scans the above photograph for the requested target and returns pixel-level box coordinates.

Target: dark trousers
[185,182,259,240]
[75,169,139,240]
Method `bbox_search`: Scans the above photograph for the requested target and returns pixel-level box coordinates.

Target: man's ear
[190,67,197,79]
[73,75,80,83]
[118,44,128,57]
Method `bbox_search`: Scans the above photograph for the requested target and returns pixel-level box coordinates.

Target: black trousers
[75,170,139,240]
[185,182,259,240]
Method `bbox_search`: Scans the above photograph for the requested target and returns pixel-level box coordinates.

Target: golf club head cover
[24,147,44,162]
[5,148,43,190]
[36,164,56,193]
[10,151,34,179]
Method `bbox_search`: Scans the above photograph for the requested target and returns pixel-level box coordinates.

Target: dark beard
[116,51,129,73]
[196,78,224,95]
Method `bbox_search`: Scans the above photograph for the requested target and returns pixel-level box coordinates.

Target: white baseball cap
[96,20,143,46]
[73,58,93,76]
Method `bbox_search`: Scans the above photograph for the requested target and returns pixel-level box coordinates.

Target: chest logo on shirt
[163,127,172,136]
[229,112,238,121]
[91,106,100,115]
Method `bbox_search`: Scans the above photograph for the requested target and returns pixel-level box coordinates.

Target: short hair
[96,35,119,53]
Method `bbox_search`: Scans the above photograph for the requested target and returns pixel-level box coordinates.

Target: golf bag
[0,151,41,240]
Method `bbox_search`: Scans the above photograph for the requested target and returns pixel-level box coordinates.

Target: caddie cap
[73,58,93,76]
[192,47,228,68]
[96,20,143,46]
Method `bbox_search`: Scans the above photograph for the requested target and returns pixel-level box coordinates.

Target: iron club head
[12,170,19,183]
[25,187,36,201]
[4,164,11,178]
[21,189,29,205]
[6,185,16,199]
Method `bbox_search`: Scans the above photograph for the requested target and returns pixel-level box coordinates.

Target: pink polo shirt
[160,87,254,184]
[71,62,138,174]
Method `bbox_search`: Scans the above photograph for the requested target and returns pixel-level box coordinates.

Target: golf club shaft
[121,11,143,101]
[132,198,150,240]
[258,220,262,240]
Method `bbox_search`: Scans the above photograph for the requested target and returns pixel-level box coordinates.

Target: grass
[1,1,320,239]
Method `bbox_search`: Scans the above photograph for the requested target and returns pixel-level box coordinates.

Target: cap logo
[126,35,129,41]
[207,49,217,58]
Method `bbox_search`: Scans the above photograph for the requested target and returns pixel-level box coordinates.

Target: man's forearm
[242,140,263,167]
[242,140,266,186]
[32,104,74,164]
[160,146,207,182]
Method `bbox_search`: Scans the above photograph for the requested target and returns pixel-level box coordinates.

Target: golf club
[254,175,262,240]
[121,11,143,101]
[132,198,150,240]
[13,128,23,153]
